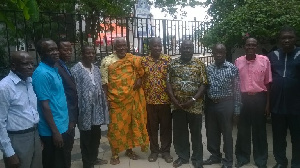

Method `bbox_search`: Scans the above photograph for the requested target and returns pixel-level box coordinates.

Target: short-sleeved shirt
[32,62,69,136]
[100,53,120,85]
[235,54,272,93]
[141,54,171,104]
[206,61,241,114]
[167,57,208,114]
[268,47,300,115]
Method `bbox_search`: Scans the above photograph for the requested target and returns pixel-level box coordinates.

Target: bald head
[245,38,257,58]
[213,43,226,51]
[212,43,226,66]
[150,37,162,58]
[10,51,34,80]
[180,40,194,62]
[114,37,127,59]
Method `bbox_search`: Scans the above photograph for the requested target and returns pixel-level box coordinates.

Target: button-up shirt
[32,62,69,136]
[0,71,39,157]
[167,57,208,114]
[235,54,272,93]
[268,47,300,115]
[141,54,171,104]
[206,61,241,114]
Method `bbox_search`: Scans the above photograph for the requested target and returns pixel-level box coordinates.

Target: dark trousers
[146,104,172,154]
[64,128,75,168]
[173,109,203,165]
[235,92,268,166]
[40,132,69,168]
[272,113,300,167]
[80,125,101,168]
[206,99,234,166]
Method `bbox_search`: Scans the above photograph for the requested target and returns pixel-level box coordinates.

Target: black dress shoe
[173,158,189,168]
[203,157,221,165]
[273,163,287,168]
[221,165,232,168]
[235,161,250,167]
[192,161,203,168]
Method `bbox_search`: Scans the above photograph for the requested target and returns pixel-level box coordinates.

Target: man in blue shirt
[268,26,300,168]
[204,44,241,168]
[0,51,42,168]
[32,38,69,168]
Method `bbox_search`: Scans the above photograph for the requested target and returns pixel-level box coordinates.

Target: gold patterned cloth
[167,57,208,114]
[100,53,149,155]
[141,54,171,104]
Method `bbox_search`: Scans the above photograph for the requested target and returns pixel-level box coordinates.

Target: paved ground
[0,118,292,168]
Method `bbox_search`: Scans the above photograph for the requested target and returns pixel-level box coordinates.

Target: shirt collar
[39,61,57,72]
[212,61,229,68]
[148,54,165,61]
[8,70,32,84]
[59,59,66,66]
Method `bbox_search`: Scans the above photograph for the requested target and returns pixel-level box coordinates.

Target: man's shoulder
[191,57,205,65]
[235,55,246,63]
[0,75,12,90]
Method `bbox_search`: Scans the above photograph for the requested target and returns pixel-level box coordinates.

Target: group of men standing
[0,26,299,168]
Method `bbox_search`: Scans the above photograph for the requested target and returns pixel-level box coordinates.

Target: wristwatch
[191,97,196,101]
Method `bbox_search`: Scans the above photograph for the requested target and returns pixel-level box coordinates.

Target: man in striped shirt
[204,44,241,168]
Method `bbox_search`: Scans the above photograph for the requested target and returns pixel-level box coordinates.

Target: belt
[209,96,233,104]
[7,124,38,134]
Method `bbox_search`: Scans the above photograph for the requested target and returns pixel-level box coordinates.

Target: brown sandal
[125,150,139,160]
[110,156,120,165]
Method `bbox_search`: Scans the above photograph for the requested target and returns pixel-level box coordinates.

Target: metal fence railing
[0,10,213,78]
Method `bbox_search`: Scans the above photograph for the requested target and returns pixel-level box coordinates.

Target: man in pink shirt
[234,38,272,168]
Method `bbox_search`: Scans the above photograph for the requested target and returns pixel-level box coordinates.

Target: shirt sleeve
[233,67,242,114]
[167,59,172,83]
[100,57,109,85]
[199,61,208,85]
[264,58,272,84]
[0,86,15,157]
[32,72,51,101]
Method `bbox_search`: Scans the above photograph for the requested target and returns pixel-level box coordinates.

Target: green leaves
[201,0,300,48]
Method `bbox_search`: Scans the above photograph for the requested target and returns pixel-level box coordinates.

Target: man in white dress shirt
[0,51,42,168]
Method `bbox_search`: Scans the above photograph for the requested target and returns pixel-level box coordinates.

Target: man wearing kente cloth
[100,37,149,165]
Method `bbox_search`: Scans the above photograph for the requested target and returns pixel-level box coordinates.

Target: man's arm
[41,100,64,148]
[166,82,182,109]
[0,86,20,168]
[181,85,206,109]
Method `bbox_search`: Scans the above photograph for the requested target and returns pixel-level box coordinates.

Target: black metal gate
[0,10,212,78]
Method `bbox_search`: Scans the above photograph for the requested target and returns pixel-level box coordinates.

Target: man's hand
[52,132,64,148]
[265,103,270,117]
[181,99,195,109]
[233,114,239,127]
[173,99,183,109]
[67,122,75,134]
[133,78,142,90]
[6,154,20,168]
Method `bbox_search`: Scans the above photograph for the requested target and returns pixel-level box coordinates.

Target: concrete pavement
[0,118,292,168]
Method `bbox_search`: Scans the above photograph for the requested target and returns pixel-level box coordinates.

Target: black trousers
[173,109,203,165]
[64,128,75,168]
[40,132,70,168]
[205,99,234,166]
[235,92,268,167]
[80,125,101,168]
[146,104,172,154]
[272,113,300,167]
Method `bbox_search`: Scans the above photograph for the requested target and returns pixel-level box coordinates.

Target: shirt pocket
[253,66,266,82]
